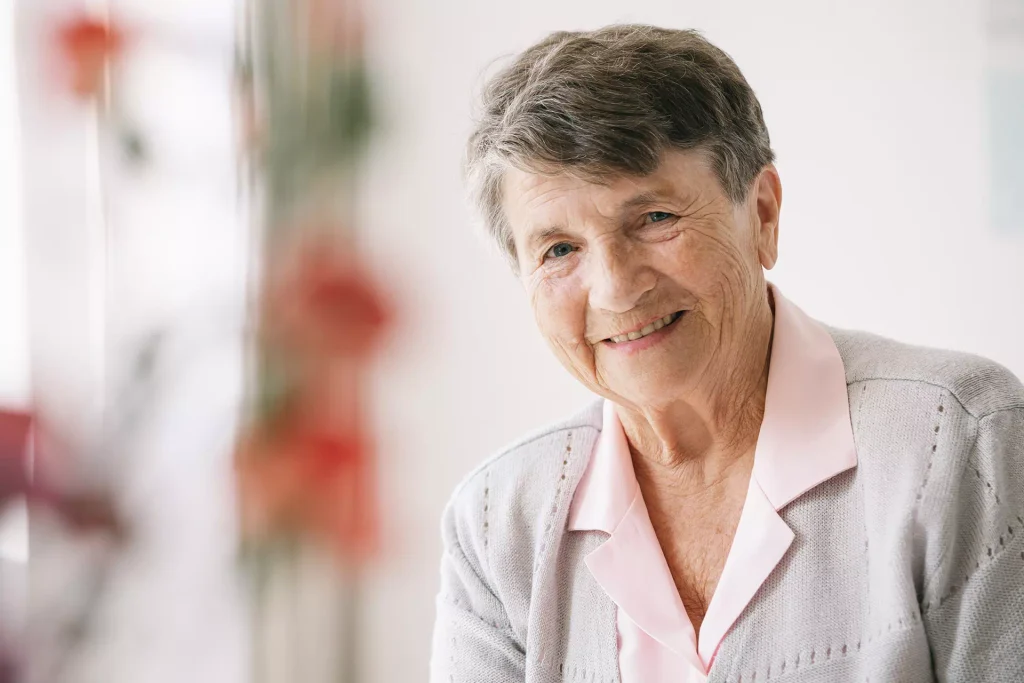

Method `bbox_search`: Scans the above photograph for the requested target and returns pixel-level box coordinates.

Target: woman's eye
[545,242,576,260]
[646,211,674,223]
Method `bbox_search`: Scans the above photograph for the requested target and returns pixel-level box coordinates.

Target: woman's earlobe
[759,236,779,270]
[758,218,780,270]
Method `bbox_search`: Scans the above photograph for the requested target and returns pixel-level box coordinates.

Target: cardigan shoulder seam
[447,405,602,505]
[846,375,1024,420]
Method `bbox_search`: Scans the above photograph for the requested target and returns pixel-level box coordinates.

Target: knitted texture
[430,327,1024,682]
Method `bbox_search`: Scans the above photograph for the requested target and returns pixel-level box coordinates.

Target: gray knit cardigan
[430,327,1024,682]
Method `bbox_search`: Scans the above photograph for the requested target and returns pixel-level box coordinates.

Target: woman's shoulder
[827,326,1024,418]
[825,327,1024,621]
[826,325,1022,529]
[448,399,602,504]
[436,400,603,630]
[440,399,602,555]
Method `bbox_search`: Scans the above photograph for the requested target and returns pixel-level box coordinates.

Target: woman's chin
[600,369,697,409]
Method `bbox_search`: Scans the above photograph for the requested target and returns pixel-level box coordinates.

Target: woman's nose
[586,243,656,314]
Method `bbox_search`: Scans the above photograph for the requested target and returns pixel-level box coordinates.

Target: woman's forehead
[503,151,719,224]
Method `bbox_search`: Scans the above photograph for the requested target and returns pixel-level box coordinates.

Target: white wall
[358,0,1023,681]
[0,0,28,410]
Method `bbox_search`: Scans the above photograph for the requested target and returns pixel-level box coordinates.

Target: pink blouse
[566,286,858,682]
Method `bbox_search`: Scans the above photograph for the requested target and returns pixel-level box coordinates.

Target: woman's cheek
[530,274,586,348]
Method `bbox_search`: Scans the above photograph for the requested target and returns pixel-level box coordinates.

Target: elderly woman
[430,25,1024,683]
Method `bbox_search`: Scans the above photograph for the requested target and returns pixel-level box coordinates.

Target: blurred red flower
[304,0,366,56]
[239,232,390,558]
[0,409,123,537]
[56,16,125,99]
[264,236,390,359]
[0,410,32,505]
[236,416,376,558]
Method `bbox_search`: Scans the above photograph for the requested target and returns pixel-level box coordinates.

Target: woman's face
[503,149,781,411]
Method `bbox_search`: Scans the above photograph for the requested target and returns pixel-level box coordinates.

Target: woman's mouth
[605,310,685,345]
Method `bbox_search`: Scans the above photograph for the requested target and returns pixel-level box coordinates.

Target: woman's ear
[754,165,782,270]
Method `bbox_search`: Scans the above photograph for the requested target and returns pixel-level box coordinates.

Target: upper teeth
[609,313,679,343]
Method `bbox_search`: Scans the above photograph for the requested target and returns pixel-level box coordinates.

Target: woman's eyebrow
[617,190,678,212]
[525,225,569,253]
[619,191,661,209]
[620,187,707,217]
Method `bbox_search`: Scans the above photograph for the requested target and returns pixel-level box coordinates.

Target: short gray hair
[466,25,775,270]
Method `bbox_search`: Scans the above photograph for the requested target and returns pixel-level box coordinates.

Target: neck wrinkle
[618,287,775,489]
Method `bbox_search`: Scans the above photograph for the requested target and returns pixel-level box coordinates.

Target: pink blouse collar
[567,284,857,673]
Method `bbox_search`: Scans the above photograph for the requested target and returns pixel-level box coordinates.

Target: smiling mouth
[605,311,685,344]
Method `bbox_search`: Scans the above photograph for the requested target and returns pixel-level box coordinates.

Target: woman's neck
[617,293,775,494]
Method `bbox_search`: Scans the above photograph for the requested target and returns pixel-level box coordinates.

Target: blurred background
[1,0,1022,681]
